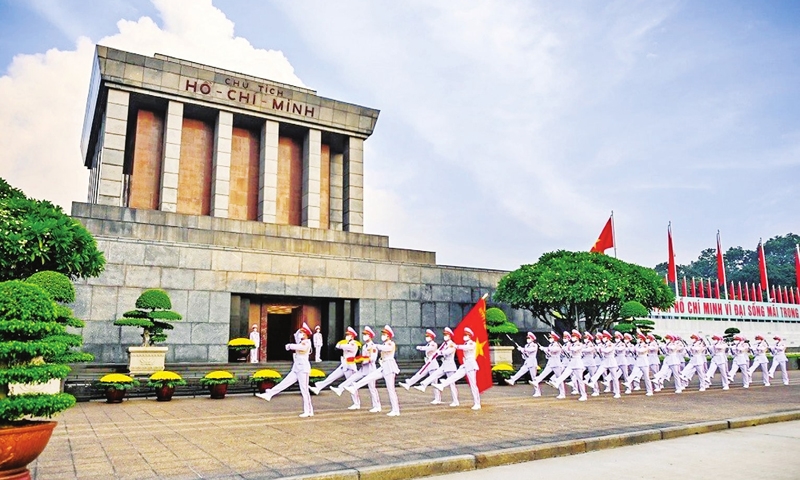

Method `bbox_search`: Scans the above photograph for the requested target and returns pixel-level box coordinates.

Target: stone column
[211,110,233,218]
[96,89,129,206]
[329,151,344,230]
[302,128,321,228]
[257,120,279,223]
[159,101,183,212]
[343,137,364,233]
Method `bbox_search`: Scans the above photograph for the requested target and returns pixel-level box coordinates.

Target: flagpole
[718,230,729,300]
[669,222,678,297]
[760,238,771,302]
[611,211,617,258]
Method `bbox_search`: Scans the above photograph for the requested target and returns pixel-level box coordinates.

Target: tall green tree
[655,233,799,288]
[0,177,105,282]
[494,251,674,332]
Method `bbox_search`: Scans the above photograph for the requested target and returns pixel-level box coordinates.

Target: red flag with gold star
[452,297,493,393]
[590,217,614,254]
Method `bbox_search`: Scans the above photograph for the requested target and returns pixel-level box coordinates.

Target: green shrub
[486,307,519,346]
[25,271,76,303]
[115,289,183,346]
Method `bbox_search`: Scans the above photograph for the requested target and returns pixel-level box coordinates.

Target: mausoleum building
[73,46,538,363]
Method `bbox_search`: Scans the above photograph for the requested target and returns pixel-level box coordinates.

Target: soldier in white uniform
[613,332,631,385]
[399,329,440,394]
[345,325,401,416]
[704,335,730,390]
[531,332,565,398]
[768,335,790,386]
[249,324,260,363]
[550,331,587,401]
[654,334,686,393]
[727,335,751,388]
[433,327,482,410]
[415,327,459,406]
[582,332,598,383]
[647,334,661,376]
[255,323,314,418]
[625,333,654,396]
[679,334,709,391]
[748,334,771,386]
[587,332,621,398]
[309,327,360,409]
[505,332,539,385]
[332,326,381,412]
[313,325,323,363]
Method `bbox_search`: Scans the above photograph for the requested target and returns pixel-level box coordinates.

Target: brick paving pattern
[32,373,800,479]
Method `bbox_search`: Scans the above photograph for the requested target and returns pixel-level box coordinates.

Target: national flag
[738,282,743,301]
[751,283,757,302]
[792,287,798,305]
[708,279,714,299]
[699,279,705,298]
[730,281,736,300]
[667,224,677,283]
[771,285,777,303]
[777,286,783,303]
[716,232,728,298]
[758,239,770,299]
[715,279,721,299]
[452,297,493,393]
[691,278,697,297]
[590,217,614,254]
[682,277,688,297]
[743,282,750,302]
[757,284,763,302]
[795,245,800,289]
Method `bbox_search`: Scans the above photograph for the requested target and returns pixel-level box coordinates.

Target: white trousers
[438,366,480,407]
[533,364,565,397]
[628,365,653,395]
[705,361,729,388]
[405,363,438,387]
[314,347,322,362]
[421,368,458,403]
[748,360,770,386]
[268,371,312,415]
[352,367,399,414]
[553,367,586,397]
[680,361,707,388]
[339,368,380,408]
[589,365,620,396]
[769,359,789,385]
[509,362,538,384]
[728,361,751,387]
[315,366,359,406]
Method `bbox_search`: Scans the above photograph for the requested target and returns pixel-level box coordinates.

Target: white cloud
[0,0,303,210]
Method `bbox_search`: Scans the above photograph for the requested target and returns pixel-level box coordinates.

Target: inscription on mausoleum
[182,76,316,118]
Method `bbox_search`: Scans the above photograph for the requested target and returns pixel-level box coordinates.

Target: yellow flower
[251,369,281,380]
[228,338,256,348]
[99,373,134,383]
[150,371,183,381]
[309,368,326,378]
[491,363,514,372]
[204,370,234,379]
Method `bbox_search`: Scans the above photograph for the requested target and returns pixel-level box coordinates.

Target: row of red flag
[589,214,800,299]
[673,275,800,304]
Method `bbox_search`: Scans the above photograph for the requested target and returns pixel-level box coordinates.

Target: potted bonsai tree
[228,338,256,362]
[114,289,182,375]
[250,369,282,393]
[147,371,186,401]
[486,307,518,365]
[0,280,78,479]
[96,374,139,403]
[199,371,237,399]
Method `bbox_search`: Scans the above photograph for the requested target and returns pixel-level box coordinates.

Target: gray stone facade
[71,203,540,363]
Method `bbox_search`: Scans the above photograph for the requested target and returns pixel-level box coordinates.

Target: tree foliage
[494,251,674,332]
[484,307,519,345]
[619,301,649,319]
[115,289,183,346]
[654,233,799,288]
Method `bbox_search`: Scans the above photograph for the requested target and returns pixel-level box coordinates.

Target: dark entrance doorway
[266,313,293,361]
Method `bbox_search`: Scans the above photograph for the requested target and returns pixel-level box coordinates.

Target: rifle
[416,341,448,376]
[505,334,532,360]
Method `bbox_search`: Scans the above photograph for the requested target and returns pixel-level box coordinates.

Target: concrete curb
[282,410,800,480]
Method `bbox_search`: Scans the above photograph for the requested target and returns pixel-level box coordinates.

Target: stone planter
[490,346,514,365]
[209,384,228,399]
[128,346,168,375]
[0,421,57,479]
[8,378,62,396]
[155,385,175,402]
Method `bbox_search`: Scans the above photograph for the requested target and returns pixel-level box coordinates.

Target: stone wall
[71,203,540,363]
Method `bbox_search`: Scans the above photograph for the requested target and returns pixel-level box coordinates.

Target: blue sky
[1,0,799,272]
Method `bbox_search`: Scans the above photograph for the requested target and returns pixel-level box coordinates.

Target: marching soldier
[614,331,631,385]
[647,334,661,376]
[727,335,751,388]
[309,327,361,410]
[399,329,440,392]
[769,335,790,386]
[550,330,587,401]
[530,332,565,398]
[625,333,654,396]
[586,331,621,398]
[679,334,709,391]
[255,323,314,418]
[345,325,401,416]
[704,334,730,390]
[313,325,323,362]
[582,332,598,382]
[505,332,539,386]
[748,334,771,386]
[433,327,482,410]
[415,327,459,406]
[332,327,381,412]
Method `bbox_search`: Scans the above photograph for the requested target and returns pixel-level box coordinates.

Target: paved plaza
[33,373,800,479]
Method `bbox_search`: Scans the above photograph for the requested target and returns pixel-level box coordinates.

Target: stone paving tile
[30,373,800,479]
